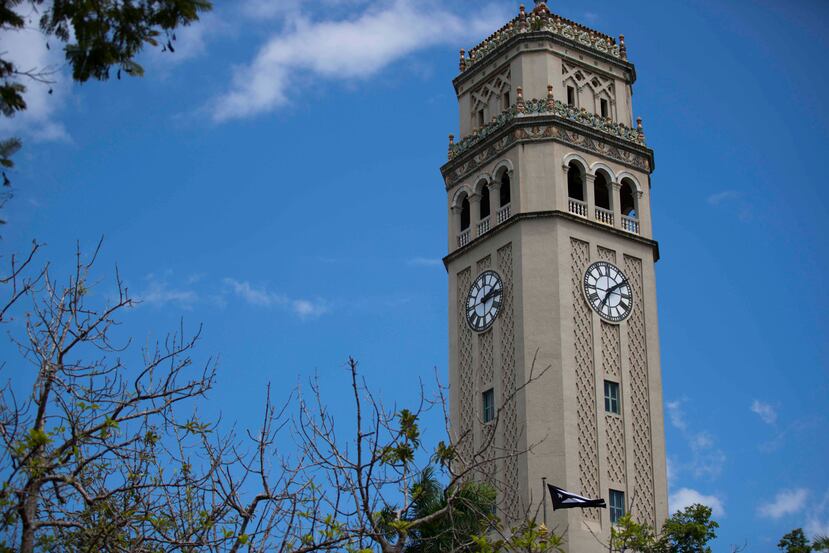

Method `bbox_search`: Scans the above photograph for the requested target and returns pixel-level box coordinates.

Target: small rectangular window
[567,86,575,106]
[482,388,495,423]
[600,98,609,118]
[503,91,511,110]
[477,109,485,128]
[604,380,620,414]
[609,489,625,524]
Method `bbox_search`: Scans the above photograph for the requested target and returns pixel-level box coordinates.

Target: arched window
[480,186,491,219]
[567,162,585,201]
[499,173,511,207]
[620,179,637,217]
[460,196,470,231]
[594,172,611,210]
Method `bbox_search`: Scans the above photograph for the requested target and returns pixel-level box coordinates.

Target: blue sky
[1,0,828,549]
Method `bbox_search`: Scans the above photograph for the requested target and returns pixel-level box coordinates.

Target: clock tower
[442,2,668,551]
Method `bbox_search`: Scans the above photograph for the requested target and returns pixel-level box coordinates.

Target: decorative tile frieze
[450,98,645,161]
[461,9,623,74]
[443,112,650,190]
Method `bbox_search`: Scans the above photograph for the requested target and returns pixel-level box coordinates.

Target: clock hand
[600,280,628,307]
[480,288,502,304]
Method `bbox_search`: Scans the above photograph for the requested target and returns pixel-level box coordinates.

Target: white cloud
[407,257,442,267]
[241,0,371,20]
[751,400,777,425]
[666,400,687,431]
[0,21,70,142]
[758,488,809,519]
[707,190,739,206]
[223,278,327,319]
[148,13,230,66]
[210,0,506,121]
[666,399,726,480]
[137,274,200,310]
[806,490,829,539]
[669,488,725,517]
[292,298,328,319]
[224,278,286,307]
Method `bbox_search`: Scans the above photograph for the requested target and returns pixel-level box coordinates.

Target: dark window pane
[620,180,637,217]
[568,162,584,200]
[500,174,511,207]
[595,172,610,210]
[610,490,625,523]
[483,388,495,423]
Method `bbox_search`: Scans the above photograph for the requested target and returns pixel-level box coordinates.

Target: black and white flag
[547,484,606,510]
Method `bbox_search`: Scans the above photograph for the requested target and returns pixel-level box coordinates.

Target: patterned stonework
[471,67,511,116]
[497,243,520,522]
[605,414,626,485]
[457,267,474,463]
[601,322,620,380]
[562,60,616,108]
[601,321,625,484]
[624,255,655,527]
[479,330,494,390]
[597,245,617,264]
[571,238,600,522]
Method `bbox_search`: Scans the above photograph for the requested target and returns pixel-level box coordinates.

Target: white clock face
[583,261,633,323]
[466,270,503,332]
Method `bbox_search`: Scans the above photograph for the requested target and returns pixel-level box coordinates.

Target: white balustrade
[496,204,511,224]
[568,198,587,217]
[622,215,640,234]
[477,216,491,236]
[458,229,471,247]
[594,206,614,226]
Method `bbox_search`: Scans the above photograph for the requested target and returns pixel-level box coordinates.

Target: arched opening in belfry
[594,171,611,210]
[460,196,470,231]
[480,185,491,220]
[620,178,637,217]
[499,173,511,207]
[567,161,585,201]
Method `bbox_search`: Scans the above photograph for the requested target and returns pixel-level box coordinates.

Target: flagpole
[542,477,547,526]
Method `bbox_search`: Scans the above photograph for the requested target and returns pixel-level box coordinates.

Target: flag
[547,484,606,510]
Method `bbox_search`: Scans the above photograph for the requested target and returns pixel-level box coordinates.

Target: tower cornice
[441,105,654,191]
[455,10,635,90]
[441,209,660,269]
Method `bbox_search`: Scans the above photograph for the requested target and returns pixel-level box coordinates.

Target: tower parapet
[461,1,627,76]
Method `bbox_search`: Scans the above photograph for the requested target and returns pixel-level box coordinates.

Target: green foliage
[473,520,564,553]
[610,513,661,553]
[0,0,212,192]
[433,440,456,467]
[662,504,719,553]
[382,408,421,466]
[402,467,496,553]
[779,528,812,553]
[813,536,829,552]
[41,0,212,82]
[608,504,718,553]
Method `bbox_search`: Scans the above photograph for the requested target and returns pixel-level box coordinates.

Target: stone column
[487,182,499,224]
[470,192,482,236]
[450,204,463,250]
[611,181,622,229]
[585,174,596,222]
[561,165,571,214]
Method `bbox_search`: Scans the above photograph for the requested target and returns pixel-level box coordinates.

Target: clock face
[583,261,633,323]
[466,270,503,332]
